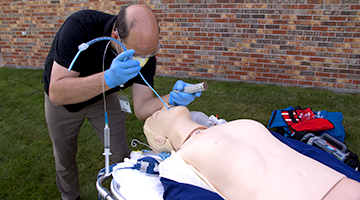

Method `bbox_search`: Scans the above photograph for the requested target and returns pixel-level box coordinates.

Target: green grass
[0,67,359,199]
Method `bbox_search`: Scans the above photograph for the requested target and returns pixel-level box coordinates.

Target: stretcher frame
[97,173,116,200]
[97,163,124,200]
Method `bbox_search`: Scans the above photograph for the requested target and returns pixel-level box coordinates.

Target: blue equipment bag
[268,106,360,172]
[267,106,345,142]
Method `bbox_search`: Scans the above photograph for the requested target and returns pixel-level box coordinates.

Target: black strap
[287,111,299,124]
[344,158,360,172]
[291,131,308,140]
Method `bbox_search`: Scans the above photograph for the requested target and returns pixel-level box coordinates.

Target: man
[143,105,360,200]
[42,5,199,200]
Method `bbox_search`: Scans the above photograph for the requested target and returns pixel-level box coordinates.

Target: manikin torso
[145,106,360,200]
[177,119,345,200]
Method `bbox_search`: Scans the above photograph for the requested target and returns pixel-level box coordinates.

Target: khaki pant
[44,93,130,200]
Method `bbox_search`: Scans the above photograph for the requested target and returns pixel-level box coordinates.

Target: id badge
[118,94,132,114]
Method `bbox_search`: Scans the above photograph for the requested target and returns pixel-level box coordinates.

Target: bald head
[114,5,159,56]
[126,5,159,33]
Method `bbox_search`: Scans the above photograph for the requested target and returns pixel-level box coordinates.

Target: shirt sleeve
[51,17,88,70]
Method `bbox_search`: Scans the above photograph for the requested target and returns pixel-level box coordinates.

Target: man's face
[114,28,159,67]
[115,29,159,56]
[124,30,159,58]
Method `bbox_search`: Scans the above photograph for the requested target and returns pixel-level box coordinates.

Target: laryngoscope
[175,82,208,94]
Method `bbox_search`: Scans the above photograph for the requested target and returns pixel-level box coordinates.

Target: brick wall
[1,0,359,92]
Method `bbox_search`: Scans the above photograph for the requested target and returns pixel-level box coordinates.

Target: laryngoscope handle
[182,82,208,94]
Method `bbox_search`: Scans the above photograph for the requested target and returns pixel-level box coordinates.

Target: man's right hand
[104,49,141,88]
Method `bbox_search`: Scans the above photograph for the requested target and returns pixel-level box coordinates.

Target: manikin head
[143,105,207,153]
[143,120,175,153]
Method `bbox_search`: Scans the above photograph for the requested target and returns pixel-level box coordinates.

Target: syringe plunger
[104,125,110,148]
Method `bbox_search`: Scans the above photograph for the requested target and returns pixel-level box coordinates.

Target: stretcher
[96,130,360,200]
[96,150,168,200]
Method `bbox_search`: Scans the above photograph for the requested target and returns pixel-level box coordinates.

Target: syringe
[103,121,112,176]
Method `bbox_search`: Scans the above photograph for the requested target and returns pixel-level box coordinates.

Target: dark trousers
[44,93,130,200]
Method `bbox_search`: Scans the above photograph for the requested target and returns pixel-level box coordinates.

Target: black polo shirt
[42,10,156,112]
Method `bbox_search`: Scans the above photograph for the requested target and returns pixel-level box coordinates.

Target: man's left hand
[169,80,201,106]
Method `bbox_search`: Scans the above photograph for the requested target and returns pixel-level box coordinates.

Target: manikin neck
[168,118,207,151]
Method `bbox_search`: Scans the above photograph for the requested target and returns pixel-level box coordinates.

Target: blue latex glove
[104,49,141,88]
[169,80,201,106]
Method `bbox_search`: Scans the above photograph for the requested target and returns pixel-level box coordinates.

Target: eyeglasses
[116,28,160,58]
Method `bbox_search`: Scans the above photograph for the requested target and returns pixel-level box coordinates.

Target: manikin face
[146,105,191,136]
[143,105,191,152]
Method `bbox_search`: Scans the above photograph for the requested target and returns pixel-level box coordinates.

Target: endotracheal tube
[67,37,169,176]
